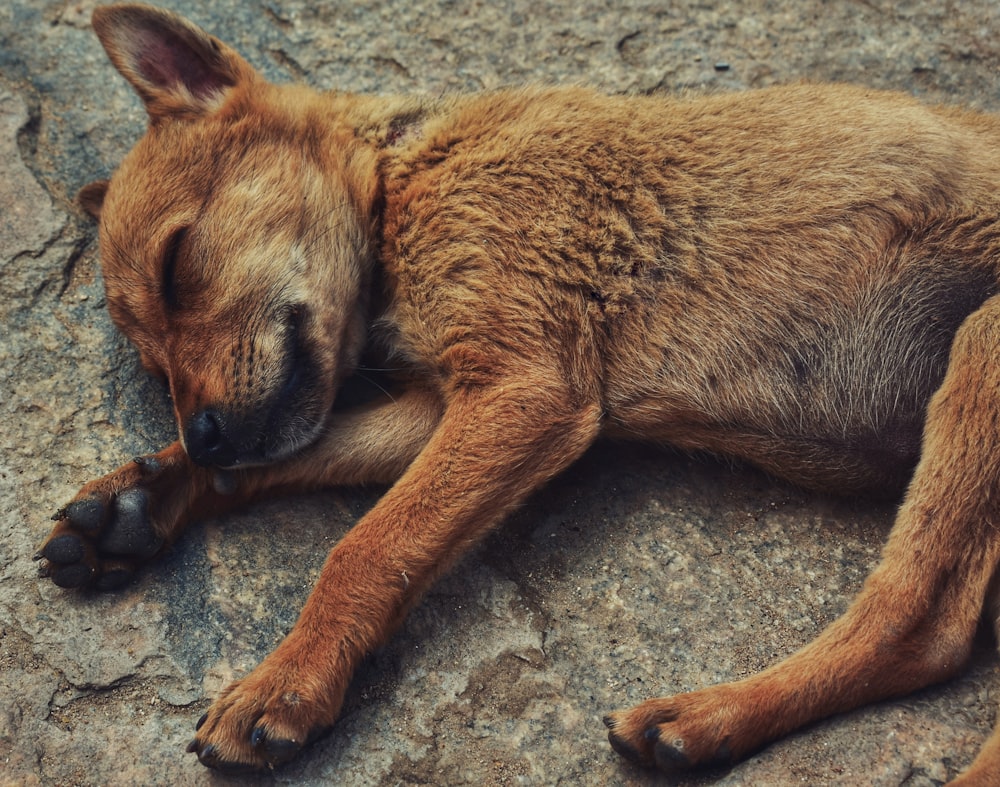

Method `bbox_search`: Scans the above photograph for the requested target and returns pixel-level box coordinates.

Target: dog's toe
[50,561,96,588]
[38,530,96,587]
[63,496,105,532]
[192,743,255,773]
[604,712,654,765]
[650,729,693,770]
[607,729,649,764]
[99,488,163,558]
[40,532,86,564]
[251,727,303,766]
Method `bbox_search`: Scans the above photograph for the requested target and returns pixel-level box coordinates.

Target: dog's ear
[90,4,256,122]
[77,179,109,220]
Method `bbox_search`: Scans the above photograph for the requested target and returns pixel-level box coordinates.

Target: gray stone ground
[2,1,1000,784]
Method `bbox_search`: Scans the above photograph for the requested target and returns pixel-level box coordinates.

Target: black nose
[185,409,238,467]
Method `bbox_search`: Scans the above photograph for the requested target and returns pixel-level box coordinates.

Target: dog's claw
[132,454,162,475]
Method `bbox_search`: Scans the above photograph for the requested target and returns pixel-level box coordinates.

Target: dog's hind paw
[604,686,746,774]
[36,444,197,590]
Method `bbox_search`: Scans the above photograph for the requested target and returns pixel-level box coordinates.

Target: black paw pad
[51,562,95,589]
[99,489,163,558]
[42,533,85,565]
[64,497,105,532]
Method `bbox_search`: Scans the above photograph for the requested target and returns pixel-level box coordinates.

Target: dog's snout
[185,409,238,468]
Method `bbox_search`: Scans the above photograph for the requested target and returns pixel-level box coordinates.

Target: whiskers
[352,367,398,404]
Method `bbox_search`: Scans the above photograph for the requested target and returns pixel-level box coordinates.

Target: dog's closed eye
[162,227,188,311]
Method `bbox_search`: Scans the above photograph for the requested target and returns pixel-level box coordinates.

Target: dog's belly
[604,389,928,496]
[601,258,999,494]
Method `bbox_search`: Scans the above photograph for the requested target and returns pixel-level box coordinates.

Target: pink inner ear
[133,27,233,100]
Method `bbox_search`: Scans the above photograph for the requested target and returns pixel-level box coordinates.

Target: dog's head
[81,4,380,469]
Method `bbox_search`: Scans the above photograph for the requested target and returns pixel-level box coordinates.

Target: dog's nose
[185,409,238,467]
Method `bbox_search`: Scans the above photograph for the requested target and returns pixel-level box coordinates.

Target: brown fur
[36,4,1000,781]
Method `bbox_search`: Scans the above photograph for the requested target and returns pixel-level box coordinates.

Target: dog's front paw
[187,649,340,771]
[604,686,744,773]
[36,445,196,590]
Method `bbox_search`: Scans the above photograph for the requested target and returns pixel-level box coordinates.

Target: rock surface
[2,1,1000,785]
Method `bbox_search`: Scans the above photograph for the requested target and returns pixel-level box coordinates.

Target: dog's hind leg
[605,293,1000,782]
[953,733,1000,787]
[950,576,1000,786]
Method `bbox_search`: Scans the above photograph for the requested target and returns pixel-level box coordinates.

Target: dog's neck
[328,91,449,149]
[316,90,479,379]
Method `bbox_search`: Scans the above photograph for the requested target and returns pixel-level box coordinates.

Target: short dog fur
[36,4,1000,781]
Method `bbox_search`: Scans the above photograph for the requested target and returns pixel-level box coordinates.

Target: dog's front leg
[36,386,444,591]
[241,383,446,492]
[188,379,602,771]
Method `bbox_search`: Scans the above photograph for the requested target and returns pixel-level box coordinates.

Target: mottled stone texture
[2,1,1000,785]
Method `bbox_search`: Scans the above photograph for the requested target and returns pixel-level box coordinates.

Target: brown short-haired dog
[36,4,1000,781]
